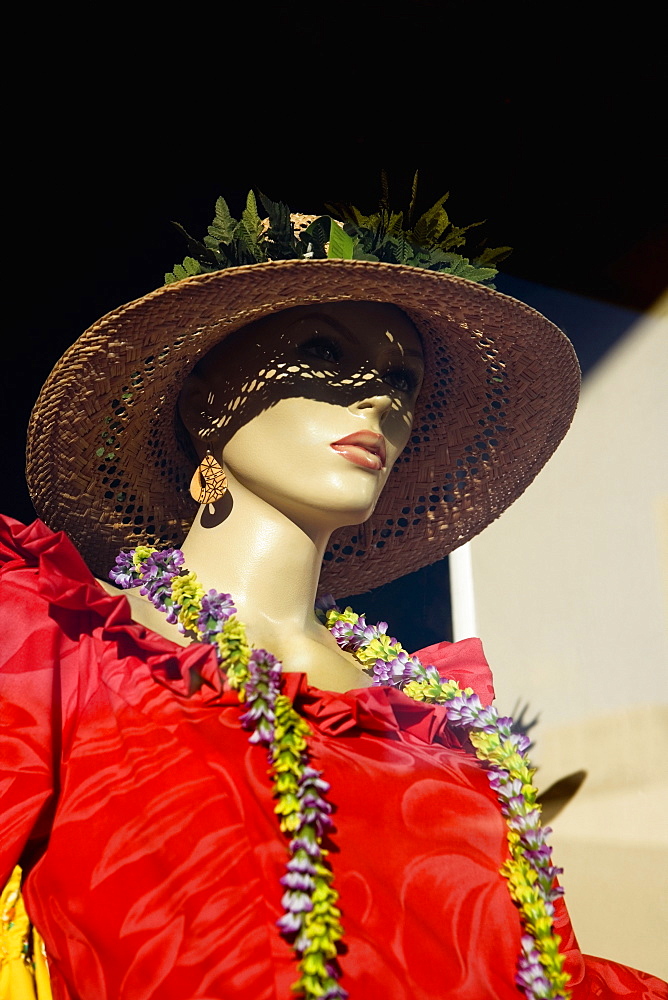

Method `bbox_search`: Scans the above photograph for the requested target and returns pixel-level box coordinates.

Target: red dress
[1,515,665,1000]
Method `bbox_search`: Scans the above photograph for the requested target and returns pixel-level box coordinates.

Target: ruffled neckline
[0,514,495,749]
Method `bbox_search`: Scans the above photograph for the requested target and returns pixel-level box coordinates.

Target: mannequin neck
[177,472,372,692]
[181,471,329,638]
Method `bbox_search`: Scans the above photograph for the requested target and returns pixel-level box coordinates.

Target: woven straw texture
[27,259,579,596]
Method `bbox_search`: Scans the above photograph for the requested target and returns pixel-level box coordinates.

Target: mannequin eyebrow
[296,313,356,343]
[294,313,423,360]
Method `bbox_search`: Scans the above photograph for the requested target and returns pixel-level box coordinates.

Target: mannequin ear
[177,373,215,459]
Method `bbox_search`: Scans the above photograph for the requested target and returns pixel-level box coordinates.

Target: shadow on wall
[495,274,640,376]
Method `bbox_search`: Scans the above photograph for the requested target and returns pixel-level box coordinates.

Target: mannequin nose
[348,393,393,421]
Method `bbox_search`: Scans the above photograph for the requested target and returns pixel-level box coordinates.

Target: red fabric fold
[0,516,494,741]
[1,514,224,701]
[2,514,665,1000]
[415,637,495,705]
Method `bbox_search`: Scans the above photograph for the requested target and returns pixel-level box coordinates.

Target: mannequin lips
[331,431,386,471]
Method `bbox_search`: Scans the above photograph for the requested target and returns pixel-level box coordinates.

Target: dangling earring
[189,450,228,513]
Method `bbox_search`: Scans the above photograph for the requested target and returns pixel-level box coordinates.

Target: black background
[4,5,665,646]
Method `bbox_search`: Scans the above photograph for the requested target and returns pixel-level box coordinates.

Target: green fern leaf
[407,170,419,227]
[385,210,405,235]
[203,235,217,248]
[201,240,234,268]
[448,261,499,283]
[259,191,298,260]
[351,246,380,261]
[373,235,402,265]
[182,256,202,276]
[207,196,237,243]
[411,194,450,246]
[301,217,331,259]
[241,190,263,245]
[425,250,466,269]
[382,235,415,265]
[325,202,379,230]
[257,190,289,232]
[473,245,513,267]
[165,256,213,284]
[440,221,483,251]
[235,221,265,263]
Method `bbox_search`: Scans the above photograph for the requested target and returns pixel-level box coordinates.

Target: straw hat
[26,258,579,596]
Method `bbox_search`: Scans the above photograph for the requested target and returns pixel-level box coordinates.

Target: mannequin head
[178,300,424,531]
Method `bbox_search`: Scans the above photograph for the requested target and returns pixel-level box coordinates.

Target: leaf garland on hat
[165,174,511,286]
[327,171,511,281]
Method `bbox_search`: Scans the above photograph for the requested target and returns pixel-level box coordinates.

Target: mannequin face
[180,301,424,530]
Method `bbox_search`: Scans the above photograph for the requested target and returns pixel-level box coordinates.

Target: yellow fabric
[0,868,52,1000]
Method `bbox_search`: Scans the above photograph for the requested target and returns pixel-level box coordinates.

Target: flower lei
[111,546,572,1000]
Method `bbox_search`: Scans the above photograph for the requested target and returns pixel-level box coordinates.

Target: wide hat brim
[27,259,579,596]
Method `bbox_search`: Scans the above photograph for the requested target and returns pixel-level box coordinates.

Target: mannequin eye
[384,367,418,393]
[299,336,343,363]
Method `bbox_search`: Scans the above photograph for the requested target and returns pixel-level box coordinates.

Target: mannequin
[3,239,665,998]
[101,300,424,692]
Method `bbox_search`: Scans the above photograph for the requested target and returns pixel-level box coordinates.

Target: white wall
[468,291,668,978]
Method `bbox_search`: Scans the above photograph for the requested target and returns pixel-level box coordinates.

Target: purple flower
[294,931,311,953]
[446,692,484,726]
[280,870,316,892]
[516,935,552,998]
[315,594,339,613]
[141,577,177,615]
[329,617,365,650]
[357,619,390,646]
[537,867,564,896]
[372,651,422,687]
[289,833,322,858]
[299,766,331,795]
[495,715,514,736]
[280,889,313,914]
[501,794,527,817]
[422,664,442,684]
[118,548,186,615]
[196,589,237,638]
[247,718,275,744]
[474,705,499,730]
[240,649,281,743]
[109,551,139,589]
[330,615,391,653]
[488,773,523,798]
[276,911,303,934]
[508,809,543,834]
[297,767,333,836]
[490,730,531,754]
[322,978,348,1000]
[300,798,333,830]
[140,548,185,582]
[524,844,554,866]
[371,658,395,686]
[286,852,318,876]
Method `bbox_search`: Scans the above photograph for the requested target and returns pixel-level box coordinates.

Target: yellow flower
[326,607,359,627]
[132,545,155,569]
[217,618,251,690]
[403,679,429,701]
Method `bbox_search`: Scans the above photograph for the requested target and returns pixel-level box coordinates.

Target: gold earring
[189,451,228,510]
